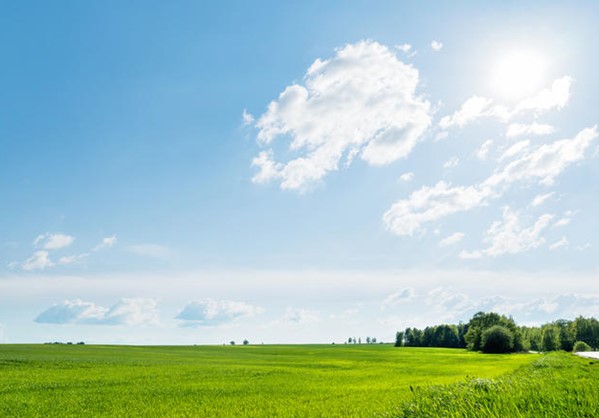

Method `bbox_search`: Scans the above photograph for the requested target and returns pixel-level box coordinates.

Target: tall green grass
[395,351,599,417]
[0,344,533,417]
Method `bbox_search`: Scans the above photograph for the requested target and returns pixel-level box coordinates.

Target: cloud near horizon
[176,299,262,327]
[34,298,159,326]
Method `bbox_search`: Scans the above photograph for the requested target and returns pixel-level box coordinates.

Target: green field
[1,344,594,417]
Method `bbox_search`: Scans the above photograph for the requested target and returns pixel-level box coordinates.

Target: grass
[394,351,599,417]
[0,344,534,417]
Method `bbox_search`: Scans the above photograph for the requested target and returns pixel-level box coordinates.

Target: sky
[1,1,598,345]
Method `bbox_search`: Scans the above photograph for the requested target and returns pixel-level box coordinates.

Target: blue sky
[1,1,598,344]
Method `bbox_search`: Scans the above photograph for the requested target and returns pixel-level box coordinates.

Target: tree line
[395,312,599,354]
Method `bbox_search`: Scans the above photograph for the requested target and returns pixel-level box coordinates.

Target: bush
[481,325,514,353]
[573,341,591,352]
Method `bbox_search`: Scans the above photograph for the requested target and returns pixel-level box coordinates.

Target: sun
[490,49,547,100]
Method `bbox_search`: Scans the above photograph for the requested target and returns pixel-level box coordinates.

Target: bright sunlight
[491,49,547,100]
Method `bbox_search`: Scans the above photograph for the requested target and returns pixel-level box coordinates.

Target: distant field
[0,344,535,417]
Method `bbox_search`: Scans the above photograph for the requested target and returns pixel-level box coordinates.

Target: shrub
[573,341,591,352]
[481,325,514,353]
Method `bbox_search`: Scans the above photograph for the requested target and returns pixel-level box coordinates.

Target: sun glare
[491,50,547,100]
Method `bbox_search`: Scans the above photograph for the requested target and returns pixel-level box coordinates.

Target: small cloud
[242,109,254,126]
[498,140,530,161]
[127,244,171,260]
[399,172,414,182]
[34,233,75,250]
[531,192,555,207]
[459,250,482,260]
[506,122,555,138]
[431,40,443,51]
[549,237,569,250]
[476,139,493,161]
[34,298,159,326]
[383,288,415,307]
[443,157,459,169]
[553,218,571,228]
[281,307,319,324]
[176,300,261,327]
[93,235,117,251]
[57,253,89,266]
[439,232,465,247]
[22,251,53,271]
[395,43,412,54]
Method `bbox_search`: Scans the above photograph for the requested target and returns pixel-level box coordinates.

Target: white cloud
[383,288,415,307]
[553,217,571,227]
[469,207,554,257]
[176,300,261,326]
[458,250,482,260]
[127,244,171,260]
[93,235,117,251]
[57,253,89,266]
[485,126,598,187]
[439,96,495,129]
[549,237,569,250]
[506,122,555,138]
[395,43,412,54]
[439,232,465,247]
[34,233,75,250]
[443,157,459,169]
[514,76,573,114]
[384,127,597,237]
[383,181,493,236]
[281,307,320,324]
[430,40,443,51]
[439,77,573,130]
[531,192,555,207]
[242,109,254,125]
[34,298,159,326]
[251,40,431,191]
[399,172,414,182]
[498,140,530,161]
[476,139,493,161]
[22,251,53,271]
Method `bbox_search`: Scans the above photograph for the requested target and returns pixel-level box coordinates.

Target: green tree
[481,325,514,353]
[541,325,561,351]
[394,331,404,347]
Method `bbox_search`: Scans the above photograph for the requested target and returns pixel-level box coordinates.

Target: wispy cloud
[34,233,75,250]
[126,244,172,260]
[93,235,117,251]
[439,232,465,247]
[430,40,443,51]
[22,251,53,271]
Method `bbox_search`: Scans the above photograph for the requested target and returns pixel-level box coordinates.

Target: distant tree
[541,325,560,352]
[243,339,249,346]
[465,312,522,352]
[573,316,599,349]
[394,331,404,347]
[229,341,235,346]
[366,337,371,344]
[372,337,377,344]
[358,337,362,344]
[554,319,575,351]
[348,337,353,344]
[481,326,514,353]
[573,341,591,352]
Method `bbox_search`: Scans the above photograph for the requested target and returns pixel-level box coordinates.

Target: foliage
[573,340,591,352]
[0,345,533,417]
[481,325,514,354]
[397,313,599,353]
[396,352,599,417]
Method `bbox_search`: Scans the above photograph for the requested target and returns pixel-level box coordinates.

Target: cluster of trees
[395,312,599,354]
[347,337,378,344]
